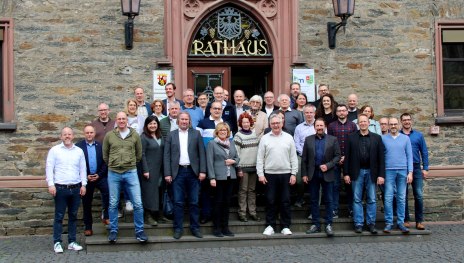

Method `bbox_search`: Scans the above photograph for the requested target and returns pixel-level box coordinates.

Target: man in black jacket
[76,125,109,236]
[343,114,385,234]
[204,86,238,134]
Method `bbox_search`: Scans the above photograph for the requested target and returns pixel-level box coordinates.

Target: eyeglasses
[401,119,412,122]
[212,107,222,110]
[98,109,109,112]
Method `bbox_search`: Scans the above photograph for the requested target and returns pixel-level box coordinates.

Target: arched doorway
[186,5,273,102]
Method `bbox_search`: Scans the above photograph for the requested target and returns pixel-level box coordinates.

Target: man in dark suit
[233,89,250,120]
[164,111,207,240]
[301,118,341,237]
[160,101,180,139]
[204,86,238,134]
[76,125,109,237]
[343,114,385,234]
[162,82,184,116]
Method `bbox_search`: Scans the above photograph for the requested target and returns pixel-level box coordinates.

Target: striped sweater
[233,130,260,172]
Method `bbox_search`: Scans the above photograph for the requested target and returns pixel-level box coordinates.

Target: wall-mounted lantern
[328,0,355,49]
[121,0,141,50]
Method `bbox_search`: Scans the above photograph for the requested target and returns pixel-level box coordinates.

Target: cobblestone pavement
[0,223,463,263]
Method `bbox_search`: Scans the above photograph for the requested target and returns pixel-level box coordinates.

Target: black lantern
[328,0,355,49]
[121,0,141,50]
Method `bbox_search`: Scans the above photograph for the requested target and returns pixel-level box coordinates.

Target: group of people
[45,82,429,253]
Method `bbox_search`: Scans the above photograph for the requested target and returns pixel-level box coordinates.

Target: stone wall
[0,0,463,235]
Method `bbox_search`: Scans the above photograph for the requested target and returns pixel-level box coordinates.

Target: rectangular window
[435,21,464,123]
[0,18,16,130]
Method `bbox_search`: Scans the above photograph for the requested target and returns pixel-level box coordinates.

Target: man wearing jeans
[103,111,147,243]
[46,127,87,253]
[344,114,385,234]
[400,113,429,230]
[164,112,206,239]
[327,104,357,218]
[382,117,413,234]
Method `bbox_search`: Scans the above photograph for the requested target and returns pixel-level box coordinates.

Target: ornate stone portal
[161,0,300,96]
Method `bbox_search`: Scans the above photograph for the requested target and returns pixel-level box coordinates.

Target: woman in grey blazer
[140,115,164,225]
[207,122,239,237]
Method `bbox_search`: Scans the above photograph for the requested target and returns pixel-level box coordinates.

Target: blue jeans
[352,169,377,226]
[172,166,200,232]
[108,169,144,234]
[309,175,333,227]
[53,185,81,244]
[405,165,424,223]
[384,169,407,225]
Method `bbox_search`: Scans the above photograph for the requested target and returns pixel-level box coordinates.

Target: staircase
[85,204,431,252]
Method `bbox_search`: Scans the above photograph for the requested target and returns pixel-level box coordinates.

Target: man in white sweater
[257,114,298,236]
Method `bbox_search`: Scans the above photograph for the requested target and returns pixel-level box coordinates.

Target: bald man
[46,127,87,253]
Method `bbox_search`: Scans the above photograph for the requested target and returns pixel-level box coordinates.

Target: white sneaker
[263,225,275,236]
[67,242,83,251]
[125,201,134,212]
[281,228,292,235]
[54,242,63,253]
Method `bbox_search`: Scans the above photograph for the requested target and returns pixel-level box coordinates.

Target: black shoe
[354,225,363,233]
[325,224,334,237]
[250,214,261,221]
[191,229,203,238]
[368,224,378,234]
[173,230,183,239]
[213,229,224,237]
[222,228,235,237]
[238,215,248,222]
[305,225,321,234]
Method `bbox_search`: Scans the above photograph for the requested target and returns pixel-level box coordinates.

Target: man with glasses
[91,103,116,143]
[262,91,279,118]
[257,114,298,236]
[379,117,389,135]
[382,117,413,234]
[400,113,429,230]
[204,86,237,134]
[273,94,303,136]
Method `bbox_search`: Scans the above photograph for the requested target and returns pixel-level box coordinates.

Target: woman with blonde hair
[124,98,144,134]
[206,122,239,237]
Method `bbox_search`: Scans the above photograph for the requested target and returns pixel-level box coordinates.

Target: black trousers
[264,173,292,229]
[212,178,234,230]
[82,177,109,230]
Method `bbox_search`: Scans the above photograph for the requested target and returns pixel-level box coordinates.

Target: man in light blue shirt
[181,89,204,129]
[293,104,316,207]
[382,117,413,234]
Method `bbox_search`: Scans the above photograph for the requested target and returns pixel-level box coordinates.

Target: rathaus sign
[190,7,271,57]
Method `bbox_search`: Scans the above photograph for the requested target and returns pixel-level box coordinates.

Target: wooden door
[188,66,231,102]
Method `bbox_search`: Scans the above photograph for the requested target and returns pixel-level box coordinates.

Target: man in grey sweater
[257,113,298,236]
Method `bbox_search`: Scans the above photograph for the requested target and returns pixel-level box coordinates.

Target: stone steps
[85,229,432,252]
[85,204,430,252]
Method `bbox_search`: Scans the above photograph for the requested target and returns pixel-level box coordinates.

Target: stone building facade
[0,0,463,235]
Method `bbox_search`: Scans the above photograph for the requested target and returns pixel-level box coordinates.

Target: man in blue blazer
[164,112,206,240]
[204,86,237,134]
[162,82,184,116]
[301,118,341,237]
[76,125,109,236]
